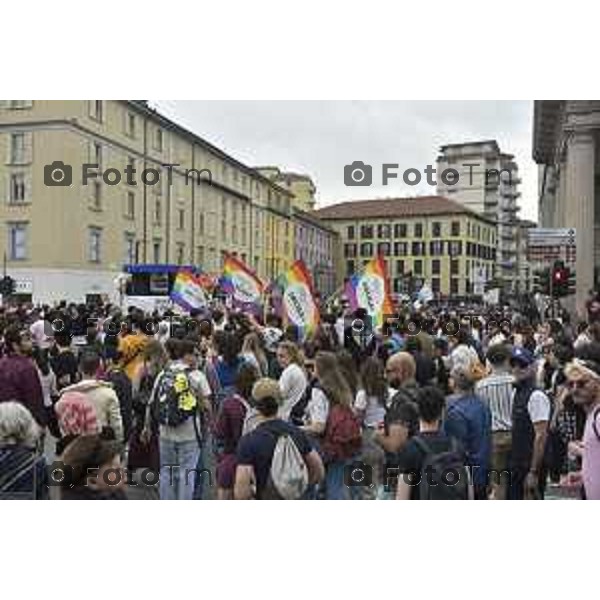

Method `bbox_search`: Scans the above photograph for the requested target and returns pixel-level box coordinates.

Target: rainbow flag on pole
[220,254,264,313]
[170,270,209,312]
[345,255,393,327]
[275,260,320,340]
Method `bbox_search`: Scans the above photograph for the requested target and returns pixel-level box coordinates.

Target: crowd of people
[0,295,599,500]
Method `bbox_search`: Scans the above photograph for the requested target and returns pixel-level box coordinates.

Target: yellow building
[314,196,497,298]
[0,100,295,302]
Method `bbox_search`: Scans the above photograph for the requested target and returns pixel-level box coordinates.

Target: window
[394,223,407,238]
[451,259,459,275]
[448,240,462,256]
[432,259,441,275]
[432,278,441,293]
[344,243,357,258]
[8,222,28,260]
[126,112,136,137]
[467,222,471,237]
[432,222,442,237]
[414,223,423,238]
[90,100,103,122]
[377,224,391,238]
[10,133,26,163]
[360,242,373,257]
[155,128,163,151]
[9,100,32,109]
[360,225,373,238]
[94,143,103,169]
[412,241,426,256]
[126,192,135,218]
[430,240,444,256]
[128,156,136,180]
[396,260,405,275]
[199,213,205,235]
[377,242,391,256]
[153,240,161,263]
[176,243,185,265]
[178,208,185,230]
[124,233,135,265]
[9,173,26,203]
[414,259,423,275]
[346,260,355,276]
[88,227,101,263]
[394,241,407,256]
[451,221,460,236]
[450,279,459,295]
[92,182,102,210]
[154,198,162,225]
[347,225,355,240]
[197,246,205,265]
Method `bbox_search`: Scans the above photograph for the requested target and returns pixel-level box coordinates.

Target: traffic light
[0,276,16,297]
[533,268,551,296]
[567,268,576,296]
[550,260,575,298]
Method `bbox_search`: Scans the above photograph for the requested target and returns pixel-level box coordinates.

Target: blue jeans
[159,438,200,500]
[325,458,361,500]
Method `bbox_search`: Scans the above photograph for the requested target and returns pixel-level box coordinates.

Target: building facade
[314,196,497,298]
[533,100,600,316]
[516,218,536,294]
[256,167,316,212]
[0,100,297,303]
[293,209,339,298]
[436,140,522,292]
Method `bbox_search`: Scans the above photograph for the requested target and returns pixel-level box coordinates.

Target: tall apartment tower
[436,140,522,292]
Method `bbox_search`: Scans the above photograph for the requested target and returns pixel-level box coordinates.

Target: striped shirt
[475,371,515,432]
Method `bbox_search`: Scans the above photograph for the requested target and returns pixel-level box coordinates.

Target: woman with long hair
[241,332,268,377]
[353,357,387,499]
[336,349,361,398]
[311,351,362,500]
[276,341,307,421]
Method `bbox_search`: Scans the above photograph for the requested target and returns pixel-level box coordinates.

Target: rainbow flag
[275,260,320,340]
[220,254,264,313]
[170,270,209,312]
[345,255,393,327]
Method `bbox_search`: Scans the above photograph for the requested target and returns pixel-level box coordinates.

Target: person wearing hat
[508,346,551,500]
[563,345,600,500]
[234,378,324,500]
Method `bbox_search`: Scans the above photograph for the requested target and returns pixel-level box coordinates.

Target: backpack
[155,366,198,428]
[261,424,309,500]
[322,404,362,462]
[412,436,470,500]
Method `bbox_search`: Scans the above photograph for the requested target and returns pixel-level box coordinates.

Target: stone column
[565,131,595,317]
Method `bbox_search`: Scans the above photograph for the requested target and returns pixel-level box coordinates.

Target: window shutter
[0,100,8,109]
[24,172,32,203]
[23,132,33,164]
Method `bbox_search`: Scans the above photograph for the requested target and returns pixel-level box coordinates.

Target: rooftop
[314,195,495,224]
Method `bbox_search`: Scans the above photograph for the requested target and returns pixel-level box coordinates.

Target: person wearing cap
[234,378,324,500]
[563,344,600,500]
[508,346,551,500]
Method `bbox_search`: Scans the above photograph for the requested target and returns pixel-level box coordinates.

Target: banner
[220,254,264,313]
[345,255,393,327]
[276,261,319,340]
[170,270,208,312]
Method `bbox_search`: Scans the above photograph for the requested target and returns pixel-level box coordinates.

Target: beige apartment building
[315,196,497,298]
[0,100,296,303]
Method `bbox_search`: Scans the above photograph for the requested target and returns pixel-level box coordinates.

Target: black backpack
[411,436,471,500]
[290,380,319,427]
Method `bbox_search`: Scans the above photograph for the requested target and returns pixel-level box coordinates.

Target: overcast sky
[153,101,537,222]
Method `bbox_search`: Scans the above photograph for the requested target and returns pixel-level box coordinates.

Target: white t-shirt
[306,387,329,426]
[30,319,52,349]
[278,363,307,421]
[527,389,551,423]
[354,389,386,428]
